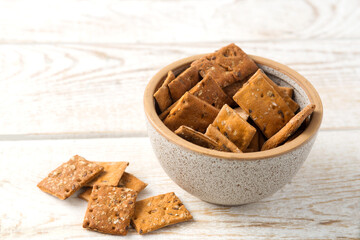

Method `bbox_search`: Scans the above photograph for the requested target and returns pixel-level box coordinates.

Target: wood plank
[0,0,359,43]
[0,41,359,137]
[0,130,359,239]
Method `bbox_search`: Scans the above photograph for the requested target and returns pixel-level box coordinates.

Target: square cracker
[159,74,234,120]
[118,172,148,193]
[189,74,234,108]
[131,192,192,234]
[257,70,299,112]
[37,155,104,200]
[261,104,315,151]
[175,125,229,152]
[154,71,176,112]
[163,92,219,133]
[79,172,147,201]
[205,125,242,153]
[168,66,200,101]
[83,186,137,235]
[233,70,295,138]
[210,43,258,83]
[191,56,236,88]
[85,161,129,187]
[212,104,256,151]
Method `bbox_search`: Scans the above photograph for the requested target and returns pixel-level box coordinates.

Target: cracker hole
[76,179,81,182]
[65,189,70,192]
[89,209,93,213]
[84,221,90,227]
[115,212,119,217]
[112,226,116,230]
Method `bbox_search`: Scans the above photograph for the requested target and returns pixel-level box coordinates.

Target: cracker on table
[233,70,295,138]
[79,172,147,201]
[131,192,192,235]
[210,43,258,83]
[163,92,219,133]
[118,172,148,193]
[191,56,236,88]
[85,161,128,187]
[189,74,234,108]
[205,125,242,153]
[154,71,176,112]
[37,155,104,200]
[279,86,294,99]
[259,70,299,112]
[261,104,315,151]
[212,104,256,151]
[83,186,137,235]
[175,125,228,151]
[168,66,199,101]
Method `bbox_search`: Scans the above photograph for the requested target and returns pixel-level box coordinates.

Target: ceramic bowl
[144,54,323,206]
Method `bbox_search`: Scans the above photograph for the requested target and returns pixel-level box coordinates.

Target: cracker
[189,74,234,108]
[163,92,219,133]
[212,104,256,151]
[131,192,192,235]
[175,125,226,151]
[210,43,258,82]
[205,125,242,153]
[279,86,294,98]
[83,186,137,235]
[168,66,200,101]
[259,70,299,112]
[78,187,92,201]
[79,172,147,201]
[233,70,295,138]
[118,172,148,193]
[154,71,176,112]
[233,107,249,121]
[191,56,235,88]
[85,161,128,187]
[159,74,234,120]
[37,155,104,200]
[261,104,315,151]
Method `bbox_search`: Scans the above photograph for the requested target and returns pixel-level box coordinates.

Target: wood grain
[0,41,359,138]
[0,0,359,43]
[0,130,359,239]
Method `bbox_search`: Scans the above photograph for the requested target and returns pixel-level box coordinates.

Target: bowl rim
[144,54,323,161]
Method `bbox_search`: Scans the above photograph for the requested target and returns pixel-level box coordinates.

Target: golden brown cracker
[175,125,226,151]
[233,70,295,138]
[259,70,299,112]
[222,80,245,98]
[261,104,315,151]
[212,104,256,151]
[189,74,234,108]
[154,71,176,112]
[83,186,137,235]
[211,43,258,82]
[279,86,294,99]
[85,161,128,187]
[191,56,236,88]
[118,172,148,193]
[37,155,104,200]
[205,125,242,153]
[163,92,219,133]
[131,192,192,235]
[168,66,200,101]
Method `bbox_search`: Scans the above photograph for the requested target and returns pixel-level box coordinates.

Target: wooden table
[0,0,359,239]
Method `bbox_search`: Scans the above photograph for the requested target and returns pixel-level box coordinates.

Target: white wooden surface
[0,0,359,239]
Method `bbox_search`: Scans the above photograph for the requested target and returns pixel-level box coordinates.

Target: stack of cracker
[37,155,192,235]
[155,44,315,152]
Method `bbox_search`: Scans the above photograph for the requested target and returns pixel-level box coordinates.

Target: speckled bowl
[144,54,323,206]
